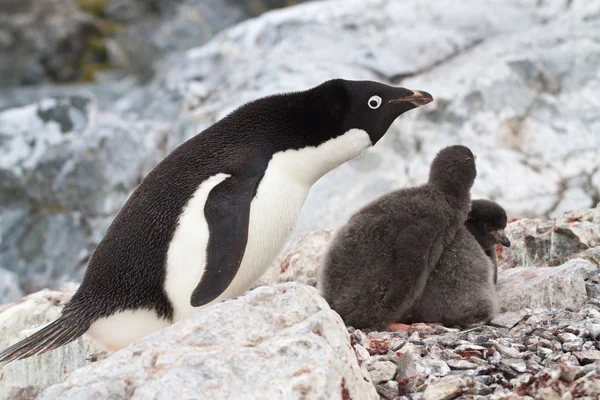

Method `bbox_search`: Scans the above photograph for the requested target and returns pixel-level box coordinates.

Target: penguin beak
[492,229,511,247]
[391,90,434,107]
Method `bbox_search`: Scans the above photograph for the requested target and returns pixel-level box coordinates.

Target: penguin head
[428,145,477,197]
[336,80,434,145]
[304,79,433,146]
[466,199,511,249]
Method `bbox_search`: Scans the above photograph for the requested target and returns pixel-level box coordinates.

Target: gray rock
[490,311,526,328]
[0,267,23,304]
[0,0,94,87]
[37,283,378,399]
[0,284,99,399]
[422,375,474,400]
[397,346,450,379]
[446,359,478,370]
[367,361,397,384]
[497,259,597,312]
[492,342,521,359]
[504,358,527,373]
[499,206,600,272]
[252,230,334,289]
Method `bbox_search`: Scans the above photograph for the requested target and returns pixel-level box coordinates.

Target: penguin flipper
[382,216,445,319]
[0,314,88,363]
[190,175,261,307]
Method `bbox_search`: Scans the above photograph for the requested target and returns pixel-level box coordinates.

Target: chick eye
[368,95,382,109]
[484,224,492,231]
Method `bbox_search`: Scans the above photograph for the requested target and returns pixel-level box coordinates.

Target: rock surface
[33,283,377,400]
[0,283,98,399]
[1,0,600,297]
[497,259,597,312]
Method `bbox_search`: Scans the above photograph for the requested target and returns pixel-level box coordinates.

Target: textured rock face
[0,96,168,295]
[1,0,599,298]
[0,0,312,87]
[0,0,94,87]
[252,230,334,290]
[162,0,600,233]
[34,283,377,400]
[500,204,600,271]
[497,259,597,312]
[0,283,98,399]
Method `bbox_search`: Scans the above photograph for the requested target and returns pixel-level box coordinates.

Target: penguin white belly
[166,167,310,322]
[166,128,372,321]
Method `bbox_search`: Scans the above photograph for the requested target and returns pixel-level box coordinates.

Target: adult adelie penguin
[0,79,433,363]
[404,200,511,327]
[319,145,476,330]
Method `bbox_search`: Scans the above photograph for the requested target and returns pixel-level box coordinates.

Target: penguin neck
[269,128,372,186]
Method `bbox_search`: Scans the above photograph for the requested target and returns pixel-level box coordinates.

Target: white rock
[367,360,397,384]
[497,259,597,312]
[253,230,334,289]
[0,284,99,399]
[37,283,378,400]
[422,375,474,400]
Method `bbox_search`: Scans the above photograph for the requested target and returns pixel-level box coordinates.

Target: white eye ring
[368,95,382,109]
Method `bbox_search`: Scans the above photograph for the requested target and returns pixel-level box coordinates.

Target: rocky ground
[1,205,599,398]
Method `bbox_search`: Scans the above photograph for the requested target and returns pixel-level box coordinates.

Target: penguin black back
[0,79,434,363]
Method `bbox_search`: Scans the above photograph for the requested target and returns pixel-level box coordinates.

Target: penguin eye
[484,223,492,231]
[368,95,382,109]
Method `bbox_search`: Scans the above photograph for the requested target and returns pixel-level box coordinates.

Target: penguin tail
[0,314,89,364]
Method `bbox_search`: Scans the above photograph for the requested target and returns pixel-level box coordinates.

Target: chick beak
[492,229,511,247]
[393,90,434,107]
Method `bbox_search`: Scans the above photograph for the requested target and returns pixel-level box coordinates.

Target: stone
[0,283,99,399]
[0,267,23,304]
[0,0,94,87]
[446,359,478,370]
[499,206,600,270]
[36,283,378,399]
[563,342,583,352]
[252,230,334,289]
[493,342,521,359]
[0,96,169,292]
[497,259,597,312]
[490,311,526,329]
[505,358,528,373]
[574,350,600,365]
[377,380,400,399]
[397,347,450,379]
[421,376,474,400]
[367,361,397,384]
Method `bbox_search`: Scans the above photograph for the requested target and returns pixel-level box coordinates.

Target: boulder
[252,230,334,289]
[0,283,98,399]
[499,204,600,272]
[0,267,22,304]
[0,0,94,87]
[497,259,597,312]
[0,96,169,292]
[34,283,377,399]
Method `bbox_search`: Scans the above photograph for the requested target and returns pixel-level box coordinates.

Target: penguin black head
[428,145,477,197]
[303,79,434,146]
[466,199,511,250]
